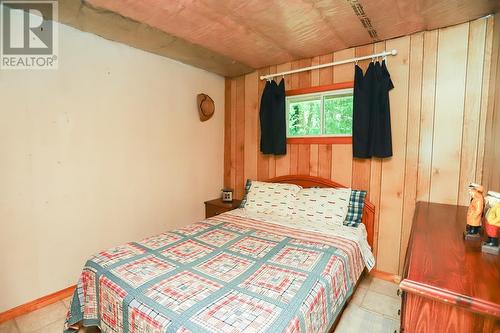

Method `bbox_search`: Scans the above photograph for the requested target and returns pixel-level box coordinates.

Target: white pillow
[244,181,301,216]
[291,187,352,225]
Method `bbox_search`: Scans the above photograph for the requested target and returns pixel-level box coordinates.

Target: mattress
[65,210,371,333]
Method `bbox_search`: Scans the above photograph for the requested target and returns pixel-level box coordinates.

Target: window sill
[286,137,352,144]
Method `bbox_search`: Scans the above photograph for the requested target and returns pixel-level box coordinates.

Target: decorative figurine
[464,183,484,240]
[482,191,500,255]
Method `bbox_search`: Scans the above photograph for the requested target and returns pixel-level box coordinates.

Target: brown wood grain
[223,78,232,188]
[256,68,269,182]
[399,32,424,273]
[476,17,495,186]
[401,203,500,332]
[289,144,299,175]
[297,144,310,175]
[230,79,237,191]
[351,158,371,191]
[482,13,500,193]
[401,202,500,318]
[369,159,382,262]
[317,144,332,179]
[402,293,500,333]
[458,19,487,206]
[377,35,411,273]
[275,144,291,177]
[298,58,312,89]
[319,53,334,86]
[416,29,439,203]
[311,56,320,87]
[223,18,495,275]
[290,60,301,89]
[276,62,292,85]
[369,43,385,263]
[287,137,352,145]
[309,144,319,177]
[235,76,246,199]
[243,72,259,183]
[369,269,401,284]
[333,48,355,83]
[331,144,352,187]
[268,155,276,179]
[429,23,469,205]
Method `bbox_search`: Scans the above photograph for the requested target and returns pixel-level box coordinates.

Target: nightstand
[204,198,242,218]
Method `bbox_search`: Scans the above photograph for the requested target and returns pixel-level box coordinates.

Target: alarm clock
[221,188,233,202]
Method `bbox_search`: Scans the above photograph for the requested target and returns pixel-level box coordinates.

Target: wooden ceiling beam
[56,0,255,77]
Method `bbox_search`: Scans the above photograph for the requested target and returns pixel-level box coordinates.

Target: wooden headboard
[267,175,375,248]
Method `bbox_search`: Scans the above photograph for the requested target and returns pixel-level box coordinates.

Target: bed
[65,175,375,333]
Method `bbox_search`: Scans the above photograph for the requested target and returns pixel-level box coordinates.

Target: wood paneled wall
[224,17,497,275]
[484,13,500,193]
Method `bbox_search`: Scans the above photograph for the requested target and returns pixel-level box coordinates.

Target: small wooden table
[204,198,242,218]
[400,202,500,332]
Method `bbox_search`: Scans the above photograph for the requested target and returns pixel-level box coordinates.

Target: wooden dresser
[400,202,500,332]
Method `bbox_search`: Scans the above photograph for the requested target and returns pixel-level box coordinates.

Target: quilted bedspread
[65,212,366,333]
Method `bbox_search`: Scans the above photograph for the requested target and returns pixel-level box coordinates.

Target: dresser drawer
[400,202,500,332]
[204,198,242,219]
[205,205,229,218]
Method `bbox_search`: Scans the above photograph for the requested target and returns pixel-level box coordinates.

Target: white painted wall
[0,22,225,311]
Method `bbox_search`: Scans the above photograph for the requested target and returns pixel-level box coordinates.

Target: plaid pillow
[239,179,252,208]
[344,190,366,227]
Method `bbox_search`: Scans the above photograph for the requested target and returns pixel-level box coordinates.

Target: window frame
[285,82,354,144]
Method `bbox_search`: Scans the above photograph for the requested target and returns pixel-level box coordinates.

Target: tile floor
[334,275,401,333]
[0,276,401,333]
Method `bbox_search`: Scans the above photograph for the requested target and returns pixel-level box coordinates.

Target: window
[286,87,353,139]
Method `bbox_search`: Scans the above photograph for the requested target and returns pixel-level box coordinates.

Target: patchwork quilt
[65,212,366,333]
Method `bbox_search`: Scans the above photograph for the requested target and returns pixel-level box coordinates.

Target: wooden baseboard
[0,285,76,324]
[369,269,401,284]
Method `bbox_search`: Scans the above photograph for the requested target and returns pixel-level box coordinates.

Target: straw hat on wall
[197,93,215,121]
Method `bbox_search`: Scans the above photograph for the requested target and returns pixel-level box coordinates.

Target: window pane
[323,94,353,135]
[287,98,321,136]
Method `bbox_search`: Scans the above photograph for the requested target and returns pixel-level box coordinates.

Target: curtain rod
[260,49,398,81]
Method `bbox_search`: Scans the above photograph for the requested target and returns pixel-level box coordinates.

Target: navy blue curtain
[260,79,286,155]
[352,60,394,158]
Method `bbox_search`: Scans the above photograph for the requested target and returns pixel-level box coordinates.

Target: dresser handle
[397,289,401,296]
[398,309,401,316]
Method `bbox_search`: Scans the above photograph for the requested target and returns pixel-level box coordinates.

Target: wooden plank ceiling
[61,0,498,76]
